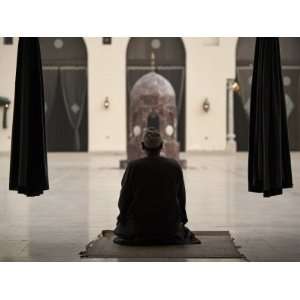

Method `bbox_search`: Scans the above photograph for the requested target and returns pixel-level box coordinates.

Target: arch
[126,37,186,151]
[234,37,300,151]
[40,37,87,66]
[39,38,88,152]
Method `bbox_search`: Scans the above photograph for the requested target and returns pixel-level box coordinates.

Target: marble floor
[0,152,299,262]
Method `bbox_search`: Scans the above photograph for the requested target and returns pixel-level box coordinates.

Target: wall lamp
[104,97,110,109]
[202,97,210,113]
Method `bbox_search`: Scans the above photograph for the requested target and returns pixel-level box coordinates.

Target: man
[114,128,200,245]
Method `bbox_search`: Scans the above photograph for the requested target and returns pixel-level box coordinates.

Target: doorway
[126,37,186,151]
[39,37,88,152]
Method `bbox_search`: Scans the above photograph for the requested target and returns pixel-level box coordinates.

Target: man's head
[142,127,163,156]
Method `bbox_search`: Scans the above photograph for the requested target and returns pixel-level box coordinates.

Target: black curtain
[43,70,77,152]
[43,68,59,123]
[60,68,87,151]
[9,37,49,197]
[248,37,293,197]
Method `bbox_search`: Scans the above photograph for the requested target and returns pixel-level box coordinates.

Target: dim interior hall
[0,37,299,261]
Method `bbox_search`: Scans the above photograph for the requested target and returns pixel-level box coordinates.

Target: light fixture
[3,37,13,45]
[202,98,210,112]
[231,81,240,92]
[102,37,112,45]
[104,97,110,109]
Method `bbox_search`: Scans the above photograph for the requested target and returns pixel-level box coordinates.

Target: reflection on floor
[0,152,299,262]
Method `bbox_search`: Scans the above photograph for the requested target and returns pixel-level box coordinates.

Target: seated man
[114,128,200,245]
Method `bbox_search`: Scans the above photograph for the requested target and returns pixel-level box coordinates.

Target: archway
[126,37,186,151]
[235,37,300,151]
[39,38,88,152]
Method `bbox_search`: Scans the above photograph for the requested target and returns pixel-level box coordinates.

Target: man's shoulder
[159,156,182,169]
[127,158,144,169]
[128,156,181,169]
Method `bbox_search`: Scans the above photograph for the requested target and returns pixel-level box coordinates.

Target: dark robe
[9,38,49,197]
[114,155,198,245]
[248,37,293,197]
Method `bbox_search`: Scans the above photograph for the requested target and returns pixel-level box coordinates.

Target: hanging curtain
[60,68,87,151]
[42,68,59,124]
[158,67,185,119]
[9,37,49,197]
[248,37,293,197]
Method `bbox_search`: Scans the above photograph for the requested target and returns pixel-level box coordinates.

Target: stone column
[226,79,237,152]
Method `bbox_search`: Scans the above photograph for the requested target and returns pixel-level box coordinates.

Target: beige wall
[184,37,237,150]
[85,38,127,152]
[0,38,18,151]
[0,37,238,153]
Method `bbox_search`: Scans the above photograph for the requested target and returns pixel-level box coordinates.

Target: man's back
[117,156,187,239]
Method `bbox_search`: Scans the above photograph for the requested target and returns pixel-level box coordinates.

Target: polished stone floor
[0,152,299,261]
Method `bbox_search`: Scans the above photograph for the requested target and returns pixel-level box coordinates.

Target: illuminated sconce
[202,98,210,113]
[103,97,110,109]
[231,81,240,92]
[0,96,10,129]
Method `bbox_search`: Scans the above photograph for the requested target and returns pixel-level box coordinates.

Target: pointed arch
[126,37,186,151]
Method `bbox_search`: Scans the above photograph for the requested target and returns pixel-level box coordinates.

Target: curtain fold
[60,68,87,151]
[158,68,185,118]
[248,37,293,197]
[42,68,59,124]
[9,37,49,197]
